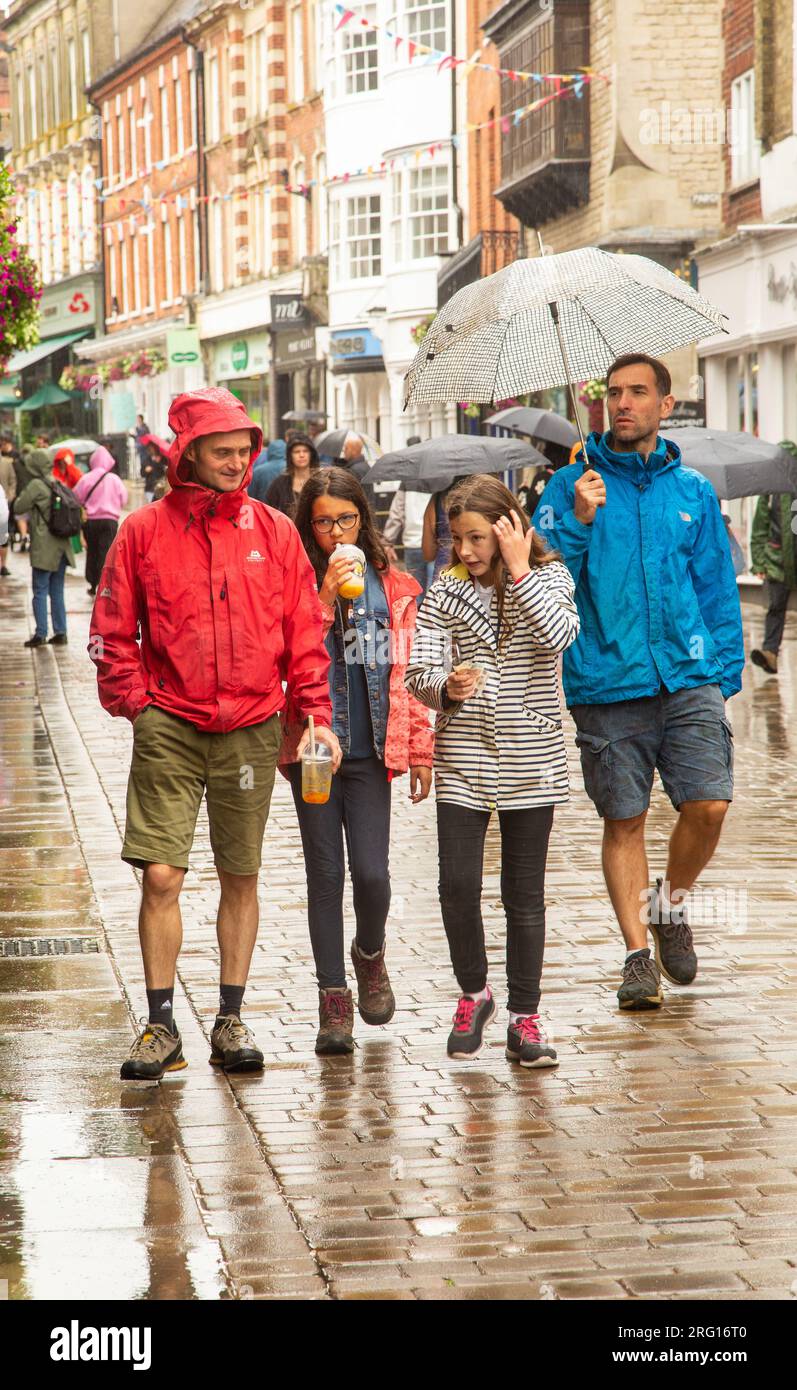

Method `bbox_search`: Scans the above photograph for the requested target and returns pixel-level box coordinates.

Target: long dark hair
[294,466,389,586]
[286,433,320,479]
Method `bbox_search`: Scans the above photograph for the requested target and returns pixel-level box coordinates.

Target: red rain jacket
[89,387,333,733]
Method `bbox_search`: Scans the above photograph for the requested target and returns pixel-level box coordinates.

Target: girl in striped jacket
[405,475,579,1067]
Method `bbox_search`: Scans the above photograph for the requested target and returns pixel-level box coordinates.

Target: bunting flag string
[14,76,593,222]
[331,2,610,87]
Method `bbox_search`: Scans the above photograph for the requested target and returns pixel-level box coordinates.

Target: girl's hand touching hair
[493,511,534,582]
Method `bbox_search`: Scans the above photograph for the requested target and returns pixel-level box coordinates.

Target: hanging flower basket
[410,314,435,346]
[579,378,607,407]
[458,402,482,420]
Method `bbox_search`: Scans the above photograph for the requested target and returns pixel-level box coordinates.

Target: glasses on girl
[311,512,360,534]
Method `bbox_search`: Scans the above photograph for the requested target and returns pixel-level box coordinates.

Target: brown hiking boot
[350,940,395,1025]
[120,1019,187,1080]
[316,988,354,1055]
[751,648,778,674]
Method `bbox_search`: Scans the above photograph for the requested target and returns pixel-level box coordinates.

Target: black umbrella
[282,409,327,423]
[664,426,797,499]
[487,405,578,448]
[368,433,546,494]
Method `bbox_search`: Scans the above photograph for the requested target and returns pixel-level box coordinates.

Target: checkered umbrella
[404,247,727,459]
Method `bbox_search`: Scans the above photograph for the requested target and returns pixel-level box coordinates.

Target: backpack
[43,480,82,539]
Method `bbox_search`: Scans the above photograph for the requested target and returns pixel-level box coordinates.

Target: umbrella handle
[536,230,590,470]
[546,299,590,470]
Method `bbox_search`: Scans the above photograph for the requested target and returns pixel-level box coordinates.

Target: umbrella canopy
[282,409,327,423]
[404,248,727,409]
[368,433,546,494]
[487,405,578,448]
[664,426,797,499]
[140,433,172,459]
[18,382,73,410]
[315,428,382,463]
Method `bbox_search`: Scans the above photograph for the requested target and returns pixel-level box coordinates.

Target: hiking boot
[649,878,698,985]
[0,566,10,577]
[447,988,496,1059]
[24,635,46,648]
[209,1014,264,1073]
[350,939,395,1025]
[48,633,68,645]
[120,1020,187,1080]
[751,648,778,674]
[506,1014,559,1069]
[617,951,663,1010]
[316,988,354,1055]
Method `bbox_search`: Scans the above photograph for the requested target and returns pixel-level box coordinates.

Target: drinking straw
[308,715,316,759]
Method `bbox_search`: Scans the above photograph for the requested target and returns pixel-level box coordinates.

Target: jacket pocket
[522,705,562,732]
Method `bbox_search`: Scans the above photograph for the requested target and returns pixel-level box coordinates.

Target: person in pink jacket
[73,446,128,595]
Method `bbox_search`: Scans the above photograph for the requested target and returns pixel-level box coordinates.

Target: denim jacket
[327,564,391,758]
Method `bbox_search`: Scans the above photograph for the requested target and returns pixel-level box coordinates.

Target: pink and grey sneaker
[446,988,496,1059]
[505,1014,558,1069]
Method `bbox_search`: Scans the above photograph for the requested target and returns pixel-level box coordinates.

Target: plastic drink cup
[301,743,333,804]
[336,543,366,599]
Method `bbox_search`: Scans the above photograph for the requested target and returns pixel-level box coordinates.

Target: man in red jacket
[90,387,340,1080]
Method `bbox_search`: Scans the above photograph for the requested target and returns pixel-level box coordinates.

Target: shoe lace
[514,1015,542,1043]
[361,955,385,989]
[453,996,477,1032]
[129,1018,166,1057]
[624,955,655,985]
[663,915,693,955]
[323,992,350,1023]
[217,1015,254,1044]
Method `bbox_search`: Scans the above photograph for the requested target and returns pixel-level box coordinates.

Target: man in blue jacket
[533,354,743,1011]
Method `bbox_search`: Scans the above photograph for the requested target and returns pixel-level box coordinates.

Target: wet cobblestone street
[2,557,797,1301]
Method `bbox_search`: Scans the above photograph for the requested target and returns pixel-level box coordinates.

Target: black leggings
[288,756,391,989]
[436,801,554,1014]
[84,518,118,589]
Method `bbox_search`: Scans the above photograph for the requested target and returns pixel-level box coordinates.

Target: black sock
[147,987,175,1034]
[219,983,245,1019]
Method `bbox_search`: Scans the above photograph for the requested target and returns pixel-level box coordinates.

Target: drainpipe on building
[181,30,208,297]
[86,91,105,443]
[450,2,463,250]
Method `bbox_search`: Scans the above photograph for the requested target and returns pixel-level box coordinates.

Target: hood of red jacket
[166,388,262,510]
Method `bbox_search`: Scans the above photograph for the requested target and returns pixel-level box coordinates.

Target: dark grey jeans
[288,756,391,989]
[437,801,554,1014]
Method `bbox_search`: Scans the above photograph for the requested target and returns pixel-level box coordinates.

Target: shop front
[329,328,389,443]
[696,225,797,566]
[273,325,325,429]
[211,333,270,430]
[1,271,101,440]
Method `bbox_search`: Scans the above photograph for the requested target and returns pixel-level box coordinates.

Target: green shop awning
[18,381,74,411]
[4,330,90,373]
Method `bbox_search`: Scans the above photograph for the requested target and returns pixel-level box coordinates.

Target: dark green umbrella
[18,382,73,411]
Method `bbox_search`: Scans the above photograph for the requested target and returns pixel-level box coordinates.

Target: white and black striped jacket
[405,562,580,811]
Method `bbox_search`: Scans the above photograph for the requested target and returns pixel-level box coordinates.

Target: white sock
[465,986,490,1003]
[354,942,382,960]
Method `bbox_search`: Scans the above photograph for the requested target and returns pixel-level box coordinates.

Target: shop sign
[330,329,383,360]
[213,333,269,381]
[767,262,797,310]
[40,278,98,333]
[270,292,308,329]
[274,329,317,370]
[166,328,201,369]
[668,398,706,427]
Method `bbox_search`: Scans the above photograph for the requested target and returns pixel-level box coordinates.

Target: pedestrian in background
[73,445,128,596]
[0,441,16,576]
[286,467,433,1055]
[749,478,797,675]
[533,353,744,1011]
[133,414,150,476]
[265,433,320,517]
[89,387,339,1082]
[142,438,169,503]
[13,447,76,648]
[3,436,30,552]
[247,437,286,502]
[407,475,578,1068]
[52,446,82,491]
[382,436,431,599]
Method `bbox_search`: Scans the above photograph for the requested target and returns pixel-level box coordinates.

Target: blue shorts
[570,684,734,821]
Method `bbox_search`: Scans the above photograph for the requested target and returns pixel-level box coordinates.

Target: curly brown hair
[294,466,389,586]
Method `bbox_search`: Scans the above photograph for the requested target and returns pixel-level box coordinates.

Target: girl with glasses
[281,468,434,1055]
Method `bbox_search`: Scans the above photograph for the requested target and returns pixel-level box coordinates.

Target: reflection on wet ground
[2,562,797,1299]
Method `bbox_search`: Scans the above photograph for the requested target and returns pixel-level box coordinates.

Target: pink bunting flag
[335,8,355,31]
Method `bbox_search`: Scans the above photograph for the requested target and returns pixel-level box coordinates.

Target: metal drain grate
[0,938,101,957]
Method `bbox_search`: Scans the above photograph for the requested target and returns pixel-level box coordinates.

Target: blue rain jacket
[531,431,744,706]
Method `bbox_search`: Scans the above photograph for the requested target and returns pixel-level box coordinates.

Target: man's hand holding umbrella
[573,469,607,524]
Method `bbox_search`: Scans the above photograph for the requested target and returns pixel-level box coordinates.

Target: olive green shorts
[122,706,282,875]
